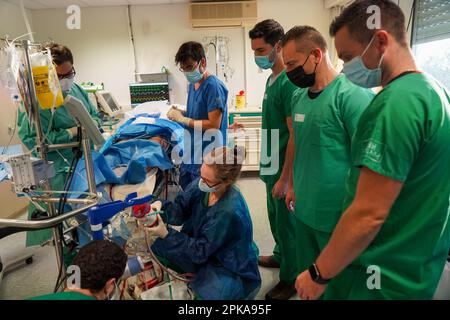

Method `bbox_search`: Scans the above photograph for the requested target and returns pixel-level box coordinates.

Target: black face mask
[286,54,318,88]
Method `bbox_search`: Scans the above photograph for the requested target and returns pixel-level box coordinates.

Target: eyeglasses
[200,176,220,188]
[58,67,76,80]
[179,62,199,73]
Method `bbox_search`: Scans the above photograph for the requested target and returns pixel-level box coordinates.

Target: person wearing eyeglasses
[17,43,101,247]
[168,41,229,190]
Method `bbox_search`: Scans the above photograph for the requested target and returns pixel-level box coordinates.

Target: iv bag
[0,44,21,102]
[30,49,64,109]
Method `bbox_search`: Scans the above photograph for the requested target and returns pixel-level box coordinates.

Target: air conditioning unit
[189,1,257,28]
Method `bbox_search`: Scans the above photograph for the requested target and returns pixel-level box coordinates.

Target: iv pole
[206,36,220,77]
[0,40,99,285]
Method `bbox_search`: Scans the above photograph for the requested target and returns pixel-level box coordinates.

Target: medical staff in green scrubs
[281,25,374,289]
[18,44,101,247]
[246,20,298,300]
[30,240,126,300]
[295,0,450,300]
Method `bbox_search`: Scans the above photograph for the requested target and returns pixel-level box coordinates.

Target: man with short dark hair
[295,0,450,300]
[169,41,229,190]
[31,240,127,300]
[247,19,298,300]
[281,25,374,300]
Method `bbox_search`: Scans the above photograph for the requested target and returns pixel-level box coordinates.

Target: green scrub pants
[323,264,376,300]
[265,182,298,284]
[294,218,332,275]
[323,262,443,300]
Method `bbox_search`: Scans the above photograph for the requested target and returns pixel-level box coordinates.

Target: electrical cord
[143,228,191,283]
[53,127,82,293]
[53,156,77,292]
[53,157,79,292]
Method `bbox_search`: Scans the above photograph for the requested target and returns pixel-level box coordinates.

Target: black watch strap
[308,263,331,285]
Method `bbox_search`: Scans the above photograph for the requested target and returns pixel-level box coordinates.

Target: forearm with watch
[309,204,385,283]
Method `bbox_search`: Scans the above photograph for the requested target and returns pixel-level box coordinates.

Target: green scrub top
[260,70,298,185]
[342,72,450,299]
[292,74,374,233]
[29,291,96,300]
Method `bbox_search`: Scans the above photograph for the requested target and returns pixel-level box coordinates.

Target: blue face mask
[343,35,384,88]
[184,64,204,84]
[198,178,220,193]
[254,46,276,70]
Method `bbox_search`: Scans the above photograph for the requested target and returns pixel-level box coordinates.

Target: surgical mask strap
[361,34,384,70]
[301,53,318,74]
[107,280,119,300]
[361,34,377,58]
[268,45,277,62]
[378,54,385,68]
[196,61,204,75]
[301,54,311,68]
[203,178,220,189]
[361,34,384,69]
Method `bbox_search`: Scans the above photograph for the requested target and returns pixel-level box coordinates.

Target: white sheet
[108,167,158,201]
[124,101,187,120]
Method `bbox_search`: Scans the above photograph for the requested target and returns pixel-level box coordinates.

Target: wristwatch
[308,263,331,285]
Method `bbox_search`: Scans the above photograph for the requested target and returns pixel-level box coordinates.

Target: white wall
[0,0,33,146]
[245,0,332,107]
[128,4,246,107]
[31,6,136,107]
[127,0,332,108]
[27,0,332,108]
[8,0,417,109]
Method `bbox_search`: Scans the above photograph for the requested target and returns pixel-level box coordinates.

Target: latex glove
[167,107,190,126]
[151,200,162,212]
[66,127,78,139]
[146,215,168,239]
[171,105,186,116]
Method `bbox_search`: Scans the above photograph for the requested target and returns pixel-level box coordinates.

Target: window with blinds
[412,0,450,45]
[412,0,450,88]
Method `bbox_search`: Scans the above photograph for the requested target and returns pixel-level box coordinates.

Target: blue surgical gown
[182,76,229,177]
[151,178,261,300]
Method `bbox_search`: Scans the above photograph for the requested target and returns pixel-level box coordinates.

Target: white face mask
[198,178,220,193]
[184,65,204,84]
[59,78,74,93]
[342,34,384,88]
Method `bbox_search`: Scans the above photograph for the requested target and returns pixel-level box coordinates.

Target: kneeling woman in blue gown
[147,146,261,300]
